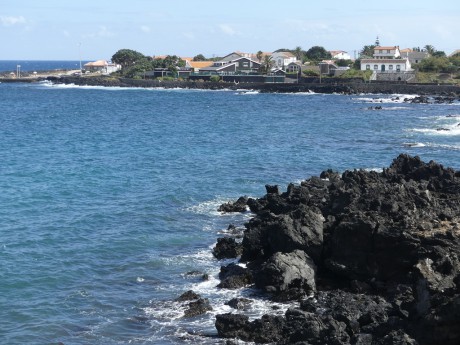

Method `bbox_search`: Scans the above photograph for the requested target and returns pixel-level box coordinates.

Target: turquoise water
[0,81,459,344]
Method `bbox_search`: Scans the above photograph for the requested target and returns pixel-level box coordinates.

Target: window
[389,65,393,70]
[366,65,370,70]
[387,49,391,54]
[374,65,378,70]
[396,65,401,71]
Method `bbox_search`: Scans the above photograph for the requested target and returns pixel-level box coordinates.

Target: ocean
[0,60,89,73]
[0,79,459,344]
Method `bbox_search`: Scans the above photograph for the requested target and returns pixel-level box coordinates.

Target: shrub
[303,70,319,77]
[210,75,220,82]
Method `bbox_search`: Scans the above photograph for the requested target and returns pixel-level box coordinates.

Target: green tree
[417,56,450,72]
[193,54,206,61]
[259,55,274,74]
[424,45,436,55]
[432,51,446,58]
[336,59,353,67]
[123,58,156,78]
[360,45,375,58]
[256,50,263,62]
[112,49,147,69]
[305,46,331,61]
[293,46,304,61]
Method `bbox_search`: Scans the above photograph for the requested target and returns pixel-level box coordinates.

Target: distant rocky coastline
[41,76,460,97]
[2,75,459,96]
[212,154,460,344]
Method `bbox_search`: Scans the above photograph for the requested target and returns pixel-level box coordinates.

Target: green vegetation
[259,55,274,74]
[111,49,186,78]
[302,70,319,77]
[415,56,460,73]
[360,45,376,58]
[193,54,206,61]
[337,69,373,80]
[210,75,220,82]
[305,46,331,61]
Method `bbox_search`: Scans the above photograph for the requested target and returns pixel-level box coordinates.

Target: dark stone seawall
[47,76,460,96]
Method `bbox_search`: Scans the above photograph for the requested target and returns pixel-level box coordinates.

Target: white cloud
[84,26,115,39]
[97,26,114,37]
[219,24,237,36]
[1,15,26,26]
[140,25,151,33]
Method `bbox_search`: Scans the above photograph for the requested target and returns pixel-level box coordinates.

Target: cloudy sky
[1,0,459,60]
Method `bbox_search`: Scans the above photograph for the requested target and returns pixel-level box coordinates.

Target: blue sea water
[0,60,89,73]
[0,80,459,344]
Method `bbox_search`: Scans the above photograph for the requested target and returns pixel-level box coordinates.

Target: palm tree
[260,55,274,74]
[424,45,436,55]
[256,50,263,62]
[294,46,303,61]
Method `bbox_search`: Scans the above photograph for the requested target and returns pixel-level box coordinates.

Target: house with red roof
[360,46,412,73]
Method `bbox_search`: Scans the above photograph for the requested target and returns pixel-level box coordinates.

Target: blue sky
[1,0,459,60]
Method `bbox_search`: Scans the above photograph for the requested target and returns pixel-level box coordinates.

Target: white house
[270,51,297,68]
[360,59,411,72]
[360,45,411,73]
[84,60,121,74]
[329,50,351,60]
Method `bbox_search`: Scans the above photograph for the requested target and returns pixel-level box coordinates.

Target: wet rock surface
[215,154,460,344]
[176,290,213,318]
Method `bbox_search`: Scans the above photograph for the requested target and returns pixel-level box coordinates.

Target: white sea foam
[237,90,259,95]
[403,142,426,148]
[364,167,384,173]
[410,125,460,136]
[185,197,253,216]
[353,94,418,104]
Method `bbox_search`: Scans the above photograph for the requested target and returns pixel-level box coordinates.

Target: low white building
[84,60,121,74]
[360,59,411,72]
[329,50,351,60]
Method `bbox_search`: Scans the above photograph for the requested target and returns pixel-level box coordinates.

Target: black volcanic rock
[217,263,253,289]
[218,196,248,213]
[176,290,213,318]
[183,298,212,318]
[225,297,252,310]
[215,154,460,344]
[212,237,242,260]
[254,250,316,300]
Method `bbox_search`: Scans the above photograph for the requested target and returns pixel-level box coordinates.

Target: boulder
[217,263,253,289]
[183,298,212,318]
[225,297,252,310]
[218,196,248,213]
[254,250,316,300]
[175,290,213,318]
[215,313,286,343]
[212,237,242,260]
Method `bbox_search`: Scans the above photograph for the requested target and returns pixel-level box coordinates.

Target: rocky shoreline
[37,76,460,96]
[209,154,460,344]
[2,75,460,96]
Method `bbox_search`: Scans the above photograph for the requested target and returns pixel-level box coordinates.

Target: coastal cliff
[46,76,460,96]
[215,154,460,344]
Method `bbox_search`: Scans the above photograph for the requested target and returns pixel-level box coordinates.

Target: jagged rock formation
[216,154,460,344]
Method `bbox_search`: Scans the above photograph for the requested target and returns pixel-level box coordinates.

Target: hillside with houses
[5,37,456,86]
[82,39,459,86]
